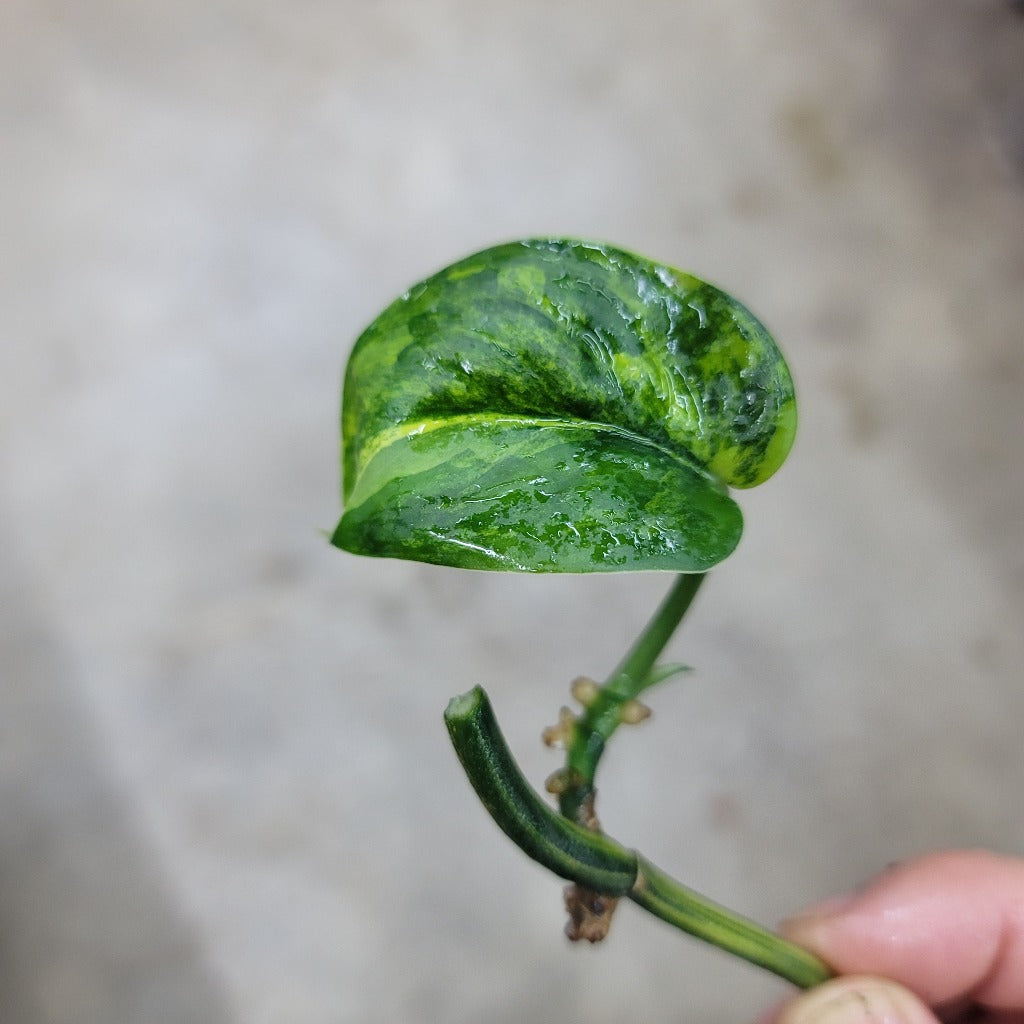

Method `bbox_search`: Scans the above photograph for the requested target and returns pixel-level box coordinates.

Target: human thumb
[770,977,940,1024]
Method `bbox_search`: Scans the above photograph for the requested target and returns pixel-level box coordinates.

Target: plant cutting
[331,238,832,989]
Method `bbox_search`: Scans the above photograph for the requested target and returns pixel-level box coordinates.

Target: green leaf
[333,239,796,573]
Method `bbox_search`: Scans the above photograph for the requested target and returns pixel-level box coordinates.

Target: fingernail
[782,978,934,1024]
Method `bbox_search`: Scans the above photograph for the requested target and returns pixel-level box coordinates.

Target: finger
[766,976,940,1024]
[781,851,1024,1010]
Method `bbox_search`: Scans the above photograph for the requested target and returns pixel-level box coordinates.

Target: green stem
[560,572,705,822]
[446,686,832,989]
[631,856,830,988]
[445,687,636,894]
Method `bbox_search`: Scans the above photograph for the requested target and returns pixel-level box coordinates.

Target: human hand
[759,851,1024,1024]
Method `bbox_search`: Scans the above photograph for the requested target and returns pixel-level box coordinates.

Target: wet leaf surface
[335,239,796,572]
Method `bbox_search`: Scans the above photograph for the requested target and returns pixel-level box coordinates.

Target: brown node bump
[541,706,576,748]
[563,884,619,943]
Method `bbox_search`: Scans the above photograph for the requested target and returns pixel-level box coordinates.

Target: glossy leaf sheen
[334,239,796,573]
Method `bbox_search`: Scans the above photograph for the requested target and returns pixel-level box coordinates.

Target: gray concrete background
[2,2,1023,1022]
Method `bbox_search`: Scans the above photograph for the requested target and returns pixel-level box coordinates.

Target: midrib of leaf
[344,411,717,507]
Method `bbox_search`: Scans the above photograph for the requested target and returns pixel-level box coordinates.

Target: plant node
[564,884,619,943]
[577,790,602,832]
[620,699,652,725]
[545,767,585,795]
[570,676,601,708]
[541,706,577,748]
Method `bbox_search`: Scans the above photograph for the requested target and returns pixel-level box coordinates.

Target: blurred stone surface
[2,2,1023,1022]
